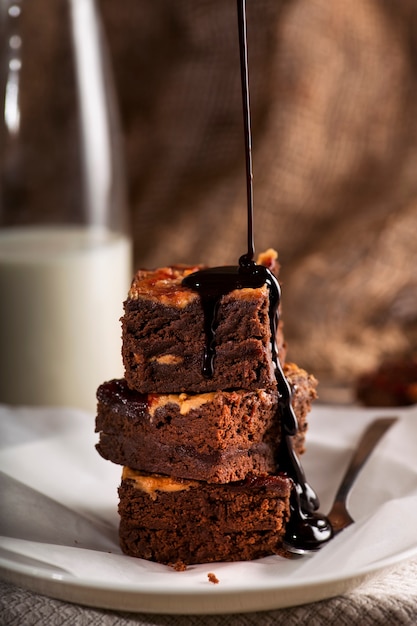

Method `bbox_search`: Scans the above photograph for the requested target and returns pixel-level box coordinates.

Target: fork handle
[327,417,398,533]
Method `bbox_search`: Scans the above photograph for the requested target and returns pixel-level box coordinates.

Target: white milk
[0,226,132,411]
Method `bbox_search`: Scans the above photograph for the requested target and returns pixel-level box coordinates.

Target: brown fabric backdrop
[3,0,417,389]
[99,0,417,388]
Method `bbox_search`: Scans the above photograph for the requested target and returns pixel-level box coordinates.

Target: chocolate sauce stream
[182,0,332,552]
[237,0,254,265]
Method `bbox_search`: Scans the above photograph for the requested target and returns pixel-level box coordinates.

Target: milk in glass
[0,226,132,411]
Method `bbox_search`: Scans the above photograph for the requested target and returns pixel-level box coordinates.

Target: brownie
[95,363,317,483]
[118,467,292,565]
[96,380,278,482]
[121,260,286,395]
[355,354,417,407]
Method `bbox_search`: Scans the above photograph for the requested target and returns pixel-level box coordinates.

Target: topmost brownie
[122,251,286,394]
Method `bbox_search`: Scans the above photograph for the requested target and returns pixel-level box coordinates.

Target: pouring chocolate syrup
[183,0,332,552]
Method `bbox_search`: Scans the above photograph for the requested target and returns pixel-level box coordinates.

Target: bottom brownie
[118,467,292,566]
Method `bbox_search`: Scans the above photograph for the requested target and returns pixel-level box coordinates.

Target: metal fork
[283,416,398,555]
[326,416,398,534]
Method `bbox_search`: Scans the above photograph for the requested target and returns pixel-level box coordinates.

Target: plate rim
[1,403,417,614]
[1,544,417,614]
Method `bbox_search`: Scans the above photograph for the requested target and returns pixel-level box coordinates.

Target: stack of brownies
[95,251,318,566]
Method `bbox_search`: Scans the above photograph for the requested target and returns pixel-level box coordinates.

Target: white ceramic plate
[1,403,417,614]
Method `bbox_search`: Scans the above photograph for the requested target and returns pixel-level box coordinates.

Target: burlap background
[3,0,417,389]
[99,0,417,388]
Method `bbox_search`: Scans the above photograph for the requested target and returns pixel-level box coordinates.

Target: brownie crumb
[172,561,187,572]
[208,572,219,584]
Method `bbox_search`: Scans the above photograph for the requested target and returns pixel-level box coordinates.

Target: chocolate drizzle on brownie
[182,264,271,378]
[182,0,332,552]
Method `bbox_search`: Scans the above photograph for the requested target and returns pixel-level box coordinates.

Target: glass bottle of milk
[0,0,132,411]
